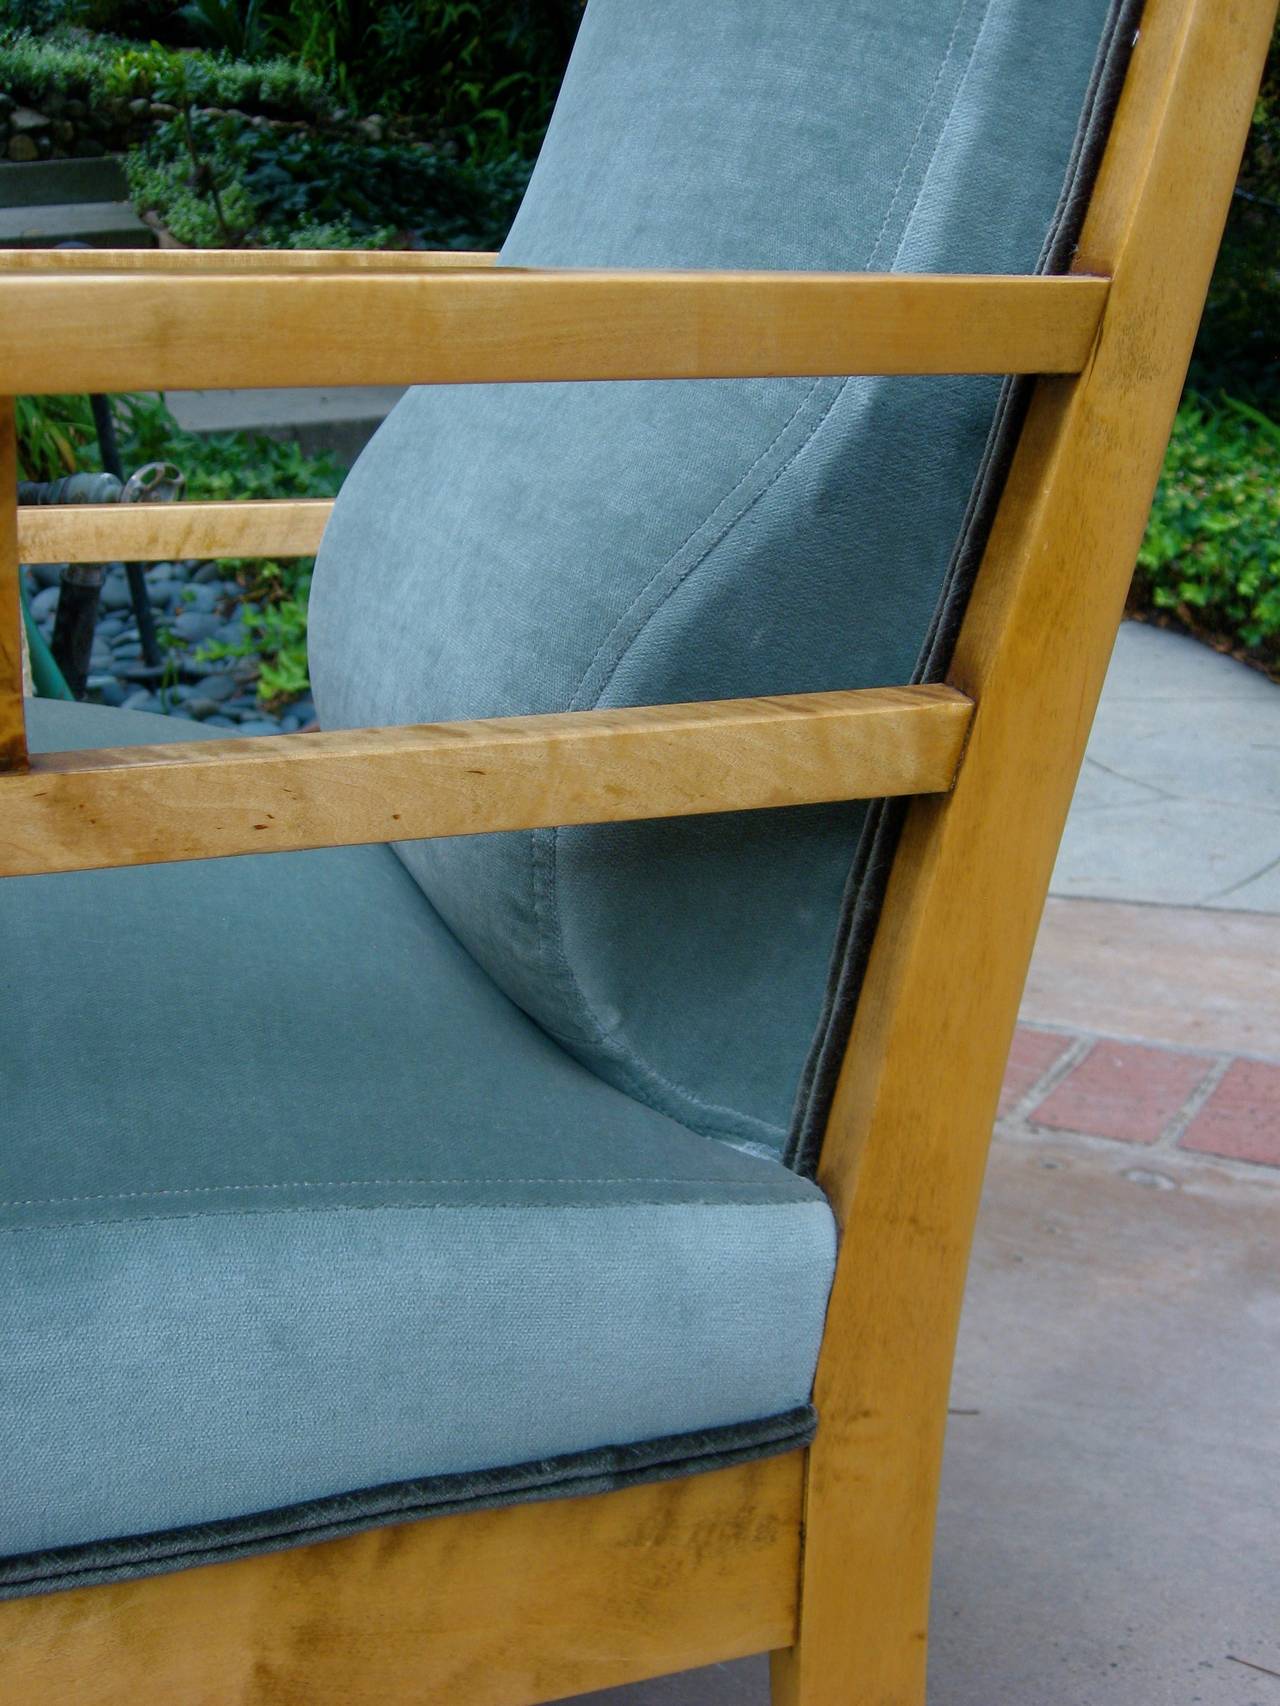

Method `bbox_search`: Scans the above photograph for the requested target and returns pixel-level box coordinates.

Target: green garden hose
[19,578,73,701]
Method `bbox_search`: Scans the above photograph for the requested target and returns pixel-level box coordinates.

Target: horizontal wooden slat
[0,247,499,271]
[17,498,333,564]
[0,1456,802,1706]
[0,270,1108,393]
[0,684,973,877]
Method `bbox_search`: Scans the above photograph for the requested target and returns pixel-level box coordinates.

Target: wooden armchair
[0,0,1271,1700]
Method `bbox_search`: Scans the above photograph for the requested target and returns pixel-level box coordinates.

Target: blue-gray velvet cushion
[0,702,834,1559]
[308,0,1118,1155]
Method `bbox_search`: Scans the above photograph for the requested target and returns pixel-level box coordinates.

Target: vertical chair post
[769,0,1277,1702]
[0,397,29,772]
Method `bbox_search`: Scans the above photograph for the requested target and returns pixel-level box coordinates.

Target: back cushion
[309,0,1119,1155]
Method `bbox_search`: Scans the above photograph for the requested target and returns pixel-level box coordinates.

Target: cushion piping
[0,1405,816,1600]
[785,0,1146,1176]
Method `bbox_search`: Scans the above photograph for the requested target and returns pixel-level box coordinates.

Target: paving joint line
[994,1121,1280,1188]
[1150,1052,1234,1155]
[1001,1027,1280,1182]
[1008,1030,1094,1124]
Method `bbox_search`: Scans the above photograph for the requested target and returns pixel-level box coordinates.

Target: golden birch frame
[0,0,1272,1697]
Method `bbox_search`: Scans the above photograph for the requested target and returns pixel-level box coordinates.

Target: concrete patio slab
[0,198,151,249]
[168,386,407,466]
[0,156,130,207]
[1052,624,1280,911]
[1022,897,1280,1057]
[930,1137,1280,1706]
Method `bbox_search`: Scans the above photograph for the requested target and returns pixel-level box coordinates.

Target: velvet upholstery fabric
[310,0,1121,1156]
[3,0,1138,1596]
[0,703,834,1572]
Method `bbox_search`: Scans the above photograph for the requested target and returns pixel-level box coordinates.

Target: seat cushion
[0,702,834,1589]
[309,0,1125,1155]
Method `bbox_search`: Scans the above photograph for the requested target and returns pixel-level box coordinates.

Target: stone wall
[0,89,172,163]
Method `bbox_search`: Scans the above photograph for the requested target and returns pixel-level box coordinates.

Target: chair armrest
[0,685,973,877]
[0,267,1108,394]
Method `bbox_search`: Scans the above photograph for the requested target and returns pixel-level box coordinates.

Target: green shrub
[0,0,79,30]
[2,2,574,246]
[14,394,99,483]
[110,392,342,505]
[116,393,341,705]
[103,38,333,119]
[0,26,335,124]
[2,0,176,37]
[177,0,275,61]
[17,390,342,704]
[0,29,111,108]
[1133,394,1280,675]
[1,3,581,163]
[279,0,583,160]
[124,107,528,249]
[199,563,312,704]
[123,150,257,248]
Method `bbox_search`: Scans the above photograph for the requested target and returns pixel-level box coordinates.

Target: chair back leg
[770,0,1278,1698]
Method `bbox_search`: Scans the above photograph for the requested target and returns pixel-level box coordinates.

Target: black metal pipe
[90,392,162,668]
[88,391,122,480]
[50,564,103,700]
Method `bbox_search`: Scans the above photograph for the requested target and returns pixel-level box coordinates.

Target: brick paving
[1002,1023,1280,1171]
[997,1027,1076,1117]
[1030,1039,1212,1145]
[1180,1058,1280,1166]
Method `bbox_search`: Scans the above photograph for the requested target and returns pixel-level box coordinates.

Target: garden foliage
[17,388,340,705]
[0,1,580,249]
[0,27,331,123]
[1133,395,1280,676]
[4,4,1275,684]
[124,106,531,249]
[1128,25,1279,673]
[1189,22,1280,412]
[122,394,342,705]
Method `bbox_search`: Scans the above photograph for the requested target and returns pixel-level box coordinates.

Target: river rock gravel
[24,558,316,735]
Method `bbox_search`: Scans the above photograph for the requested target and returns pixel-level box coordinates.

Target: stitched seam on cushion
[525,381,842,1137]
[522,380,835,1066]
[532,389,849,1143]
[566,390,831,711]
[864,0,977,267]
[530,1011,791,1144]
[534,0,989,1141]
[0,1176,797,1209]
[0,1199,826,1234]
